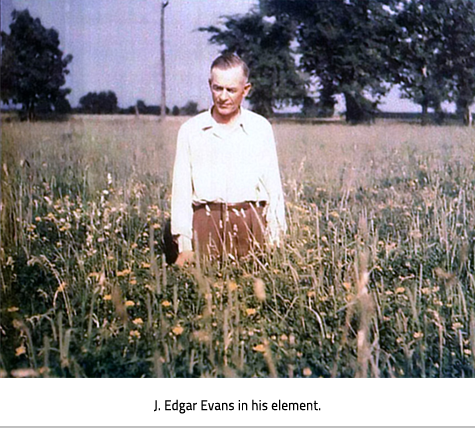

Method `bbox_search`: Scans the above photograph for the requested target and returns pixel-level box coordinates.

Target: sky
[1,0,431,112]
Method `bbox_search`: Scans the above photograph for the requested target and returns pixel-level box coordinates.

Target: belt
[192,201,267,212]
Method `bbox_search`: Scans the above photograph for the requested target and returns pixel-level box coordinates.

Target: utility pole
[160,1,169,121]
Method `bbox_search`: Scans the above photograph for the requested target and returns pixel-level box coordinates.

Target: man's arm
[262,123,287,246]
[171,125,194,261]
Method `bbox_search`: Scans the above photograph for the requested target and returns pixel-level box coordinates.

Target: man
[170,53,286,265]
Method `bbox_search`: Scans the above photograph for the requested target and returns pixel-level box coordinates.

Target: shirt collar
[201,107,249,135]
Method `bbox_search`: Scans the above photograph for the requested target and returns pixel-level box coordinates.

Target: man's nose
[218,89,229,100]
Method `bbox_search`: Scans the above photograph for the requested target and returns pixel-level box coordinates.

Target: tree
[181,101,199,116]
[387,0,475,125]
[393,0,455,124]
[200,12,306,117]
[1,9,73,120]
[262,0,399,123]
[78,91,118,114]
[315,79,338,118]
[443,0,475,125]
[136,99,148,114]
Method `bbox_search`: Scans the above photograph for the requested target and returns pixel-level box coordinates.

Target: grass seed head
[253,278,266,302]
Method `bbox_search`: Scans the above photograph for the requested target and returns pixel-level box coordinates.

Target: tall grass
[1,118,475,377]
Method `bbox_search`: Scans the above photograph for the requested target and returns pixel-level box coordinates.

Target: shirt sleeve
[171,124,194,252]
[262,123,287,245]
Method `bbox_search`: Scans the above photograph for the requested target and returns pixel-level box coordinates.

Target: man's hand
[175,251,195,267]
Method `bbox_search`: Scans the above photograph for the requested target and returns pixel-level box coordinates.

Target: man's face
[209,66,251,123]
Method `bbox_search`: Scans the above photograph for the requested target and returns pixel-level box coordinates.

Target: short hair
[210,53,249,81]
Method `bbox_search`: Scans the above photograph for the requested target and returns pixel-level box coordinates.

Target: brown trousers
[162,201,267,264]
[192,201,267,258]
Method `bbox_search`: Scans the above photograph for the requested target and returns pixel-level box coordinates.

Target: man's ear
[244,82,252,97]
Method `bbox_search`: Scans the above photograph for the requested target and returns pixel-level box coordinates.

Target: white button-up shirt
[171,108,286,252]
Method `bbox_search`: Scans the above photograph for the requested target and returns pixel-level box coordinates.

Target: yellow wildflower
[38,367,50,375]
[15,346,26,356]
[253,344,266,353]
[59,222,71,232]
[342,282,352,291]
[172,325,184,336]
[88,272,100,280]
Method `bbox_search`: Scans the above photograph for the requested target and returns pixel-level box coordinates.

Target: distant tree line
[75,92,200,116]
[201,0,475,124]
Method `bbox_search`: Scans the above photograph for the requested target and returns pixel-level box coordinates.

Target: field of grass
[2,117,475,377]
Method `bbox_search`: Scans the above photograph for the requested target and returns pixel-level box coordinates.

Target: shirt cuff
[177,235,193,253]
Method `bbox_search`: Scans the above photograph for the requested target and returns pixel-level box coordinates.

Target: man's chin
[216,107,237,118]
